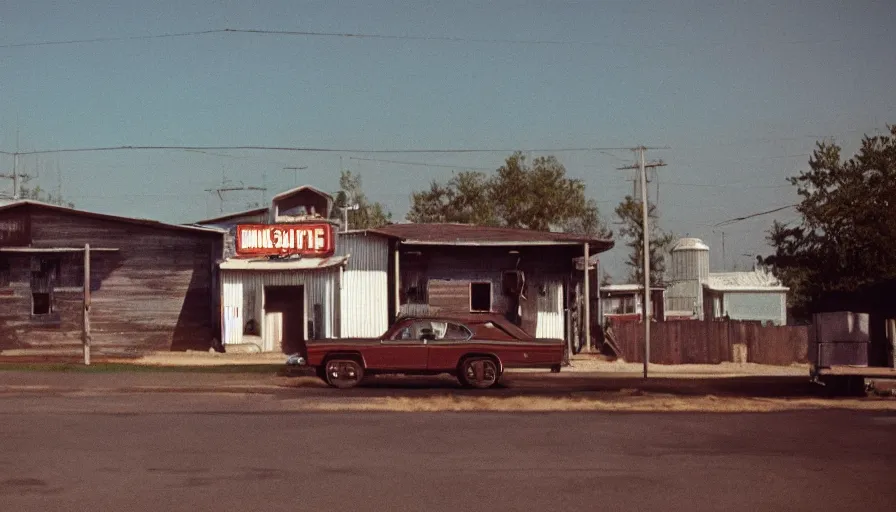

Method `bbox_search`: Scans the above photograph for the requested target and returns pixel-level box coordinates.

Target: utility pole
[284,166,308,187]
[204,172,267,213]
[0,153,32,200]
[618,147,667,378]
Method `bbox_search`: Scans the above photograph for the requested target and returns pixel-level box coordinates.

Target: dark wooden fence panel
[608,320,809,365]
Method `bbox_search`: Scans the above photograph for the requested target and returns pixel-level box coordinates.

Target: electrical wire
[0,27,879,50]
[713,205,797,227]
[349,157,492,171]
[1,144,662,156]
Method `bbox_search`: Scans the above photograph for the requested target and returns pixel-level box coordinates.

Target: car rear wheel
[324,359,364,389]
[459,357,500,389]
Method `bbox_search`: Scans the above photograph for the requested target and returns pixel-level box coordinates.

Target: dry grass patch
[299,394,896,413]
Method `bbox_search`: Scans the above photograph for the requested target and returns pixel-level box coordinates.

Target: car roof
[395,314,534,340]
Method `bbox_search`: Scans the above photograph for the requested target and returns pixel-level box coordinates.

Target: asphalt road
[0,391,894,512]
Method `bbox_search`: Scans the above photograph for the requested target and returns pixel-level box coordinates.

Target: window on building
[32,292,51,315]
[30,256,59,316]
[470,282,492,312]
[606,295,636,315]
[0,257,10,288]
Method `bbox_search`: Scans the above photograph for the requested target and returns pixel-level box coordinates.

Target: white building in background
[662,237,790,325]
[665,237,711,319]
[703,269,789,325]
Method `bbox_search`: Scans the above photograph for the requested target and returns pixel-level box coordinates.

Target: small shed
[703,270,789,325]
[600,284,666,323]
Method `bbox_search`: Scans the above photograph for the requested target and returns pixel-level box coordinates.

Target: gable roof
[0,200,225,236]
[196,206,269,225]
[368,223,614,251]
[704,270,789,292]
[271,184,333,203]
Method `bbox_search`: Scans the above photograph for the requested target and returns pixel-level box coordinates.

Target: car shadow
[281,371,828,400]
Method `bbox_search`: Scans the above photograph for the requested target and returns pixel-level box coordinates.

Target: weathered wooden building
[367,223,614,344]
[0,200,224,355]
[198,185,614,355]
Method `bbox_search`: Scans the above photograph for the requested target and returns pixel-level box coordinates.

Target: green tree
[19,176,75,208]
[333,170,391,230]
[407,152,611,238]
[614,196,674,286]
[406,171,497,226]
[764,125,896,315]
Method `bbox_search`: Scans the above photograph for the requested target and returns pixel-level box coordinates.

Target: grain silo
[665,237,710,319]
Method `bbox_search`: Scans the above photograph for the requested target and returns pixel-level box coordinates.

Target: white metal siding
[722,291,787,325]
[221,269,340,351]
[336,233,390,337]
[536,279,564,339]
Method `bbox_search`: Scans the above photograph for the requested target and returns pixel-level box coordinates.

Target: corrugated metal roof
[368,223,614,250]
[0,200,225,236]
[705,270,789,291]
[196,207,268,224]
[602,284,666,292]
[219,255,348,270]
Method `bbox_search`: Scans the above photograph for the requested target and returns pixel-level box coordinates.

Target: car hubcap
[465,360,497,386]
[327,361,359,385]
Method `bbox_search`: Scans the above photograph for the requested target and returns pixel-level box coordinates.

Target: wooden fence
[608,320,809,365]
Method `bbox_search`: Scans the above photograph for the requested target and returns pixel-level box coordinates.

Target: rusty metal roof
[219,255,348,270]
[368,223,614,250]
[196,206,268,224]
[0,200,225,236]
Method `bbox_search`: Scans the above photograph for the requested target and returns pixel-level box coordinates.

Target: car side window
[442,322,472,341]
[391,321,433,341]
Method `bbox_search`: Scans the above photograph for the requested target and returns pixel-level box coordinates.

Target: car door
[425,321,474,371]
[372,320,430,370]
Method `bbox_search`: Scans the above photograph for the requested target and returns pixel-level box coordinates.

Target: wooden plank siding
[0,205,222,354]
[610,320,808,365]
[399,246,581,337]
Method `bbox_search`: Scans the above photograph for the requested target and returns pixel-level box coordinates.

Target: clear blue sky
[1,0,894,279]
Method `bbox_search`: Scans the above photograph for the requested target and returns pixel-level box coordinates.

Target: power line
[713,205,797,227]
[0,29,223,49]
[349,157,493,171]
[661,181,791,189]
[0,144,666,156]
[0,27,879,50]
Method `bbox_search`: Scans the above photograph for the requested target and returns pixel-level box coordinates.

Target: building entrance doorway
[264,286,305,354]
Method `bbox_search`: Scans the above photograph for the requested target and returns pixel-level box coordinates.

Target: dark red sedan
[305,315,565,389]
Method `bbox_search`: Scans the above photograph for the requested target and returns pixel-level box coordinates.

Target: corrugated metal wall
[221,269,339,350]
[336,232,390,337]
[535,278,564,339]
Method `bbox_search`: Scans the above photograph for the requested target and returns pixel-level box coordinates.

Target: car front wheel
[459,357,500,389]
[324,359,364,389]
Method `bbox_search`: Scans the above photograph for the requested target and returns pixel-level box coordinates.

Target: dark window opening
[32,293,51,315]
[470,282,492,312]
[0,257,10,287]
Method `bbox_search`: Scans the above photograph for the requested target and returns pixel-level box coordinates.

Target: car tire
[459,357,500,389]
[324,358,364,389]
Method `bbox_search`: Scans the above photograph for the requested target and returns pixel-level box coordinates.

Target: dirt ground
[1,347,809,375]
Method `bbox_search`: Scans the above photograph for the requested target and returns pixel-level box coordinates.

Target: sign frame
[235,223,335,257]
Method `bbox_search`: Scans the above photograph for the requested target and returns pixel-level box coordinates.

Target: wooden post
[583,242,591,353]
[82,243,91,366]
[393,243,401,318]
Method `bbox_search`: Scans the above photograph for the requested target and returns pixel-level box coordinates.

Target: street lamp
[341,203,360,232]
